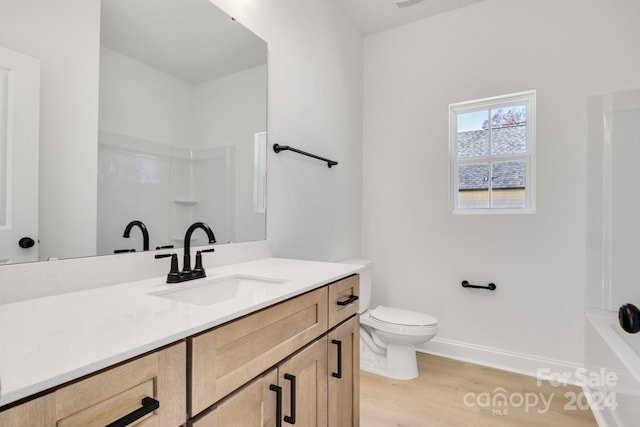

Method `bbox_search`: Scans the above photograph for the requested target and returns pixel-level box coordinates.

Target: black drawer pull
[269,384,282,427]
[331,339,343,379]
[105,396,159,427]
[284,373,296,424]
[337,295,359,306]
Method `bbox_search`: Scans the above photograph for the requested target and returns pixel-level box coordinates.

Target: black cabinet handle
[337,295,359,306]
[284,373,296,424]
[269,384,282,427]
[105,396,159,427]
[331,339,343,379]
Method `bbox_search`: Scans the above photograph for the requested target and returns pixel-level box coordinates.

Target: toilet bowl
[339,259,438,380]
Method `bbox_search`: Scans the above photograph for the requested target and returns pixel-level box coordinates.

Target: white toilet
[341,259,438,380]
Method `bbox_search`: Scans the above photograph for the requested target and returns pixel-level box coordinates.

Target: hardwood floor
[360,353,598,427]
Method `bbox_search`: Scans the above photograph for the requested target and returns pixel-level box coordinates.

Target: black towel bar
[273,143,338,168]
[461,280,496,291]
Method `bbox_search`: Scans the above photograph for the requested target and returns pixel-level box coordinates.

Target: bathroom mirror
[97,0,267,254]
[0,0,267,264]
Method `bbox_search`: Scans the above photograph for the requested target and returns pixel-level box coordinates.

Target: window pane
[458,163,489,209]
[491,160,526,208]
[457,110,489,158]
[490,105,527,156]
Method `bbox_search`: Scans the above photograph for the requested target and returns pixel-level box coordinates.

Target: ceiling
[333,0,486,35]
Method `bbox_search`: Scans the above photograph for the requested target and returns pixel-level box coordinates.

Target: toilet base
[387,344,419,379]
[360,336,419,380]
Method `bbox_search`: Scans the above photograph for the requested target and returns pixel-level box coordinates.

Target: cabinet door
[278,337,328,427]
[189,287,328,416]
[190,370,278,427]
[0,342,186,427]
[328,316,359,427]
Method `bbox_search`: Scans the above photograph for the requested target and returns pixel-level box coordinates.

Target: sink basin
[150,274,287,306]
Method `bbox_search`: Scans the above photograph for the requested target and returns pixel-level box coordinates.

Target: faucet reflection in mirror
[121,220,149,252]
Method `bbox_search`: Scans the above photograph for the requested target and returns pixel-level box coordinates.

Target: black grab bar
[273,144,338,168]
[461,280,496,291]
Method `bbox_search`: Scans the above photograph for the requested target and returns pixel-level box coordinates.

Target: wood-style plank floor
[360,353,598,427]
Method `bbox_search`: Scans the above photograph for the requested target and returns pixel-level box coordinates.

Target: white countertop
[0,257,363,407]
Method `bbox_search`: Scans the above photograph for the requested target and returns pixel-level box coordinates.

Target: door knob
[619,303,640,334]
[18,237,35,249]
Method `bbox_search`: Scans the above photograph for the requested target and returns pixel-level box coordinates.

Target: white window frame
[449,90,536,215]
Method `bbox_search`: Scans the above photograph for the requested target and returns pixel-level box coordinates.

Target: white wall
[0,0,101,261]
[212,0,364,261]
[362,0,640,372]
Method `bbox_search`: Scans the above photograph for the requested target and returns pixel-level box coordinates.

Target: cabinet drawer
[0,342,186,427]
[189,287,328,416]
[328,275,359,329]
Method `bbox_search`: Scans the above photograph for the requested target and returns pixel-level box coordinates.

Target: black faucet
[182,222,216,276]
[155,222,216,283]
[123,220,149,251]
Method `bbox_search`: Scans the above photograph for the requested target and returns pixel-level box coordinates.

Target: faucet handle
[156,253,182,283]
[201,248,215,253]
[167,254,181,283]
[193,251,206,279]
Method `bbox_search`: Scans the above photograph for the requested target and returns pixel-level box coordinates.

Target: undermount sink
[150,275,287,306]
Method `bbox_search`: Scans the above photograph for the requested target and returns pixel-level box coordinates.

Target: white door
[0,46,40,264]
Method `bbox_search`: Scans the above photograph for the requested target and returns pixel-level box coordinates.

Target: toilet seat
[361,306,437,336]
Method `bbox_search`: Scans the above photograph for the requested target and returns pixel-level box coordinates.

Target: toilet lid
[369,306,437,327]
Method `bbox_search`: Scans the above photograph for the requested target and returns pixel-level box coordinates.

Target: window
[449,91,536,214]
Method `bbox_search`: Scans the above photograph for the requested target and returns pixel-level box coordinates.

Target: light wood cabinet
[0,342,186,427]
[278,336,328,427]
[190,370,278,427]
[193,337,328,427]
[189,287,328,416]
[328,315,360,427]
[190,275,359,426]
[328,275,359,329]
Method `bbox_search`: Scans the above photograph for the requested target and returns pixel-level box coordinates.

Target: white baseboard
[417,337,584,385]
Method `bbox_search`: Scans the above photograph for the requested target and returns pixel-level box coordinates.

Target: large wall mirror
[0,0,267,265]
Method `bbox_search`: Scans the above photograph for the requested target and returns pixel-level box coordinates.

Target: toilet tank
[339,259,372,313]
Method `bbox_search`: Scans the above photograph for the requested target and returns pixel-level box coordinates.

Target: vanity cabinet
[188,287,329,416]
[0,342,186,427]
[189,274,359,426]
[192,337,328,427]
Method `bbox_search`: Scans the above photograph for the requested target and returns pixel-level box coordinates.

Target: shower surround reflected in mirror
[97,0,267,255]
